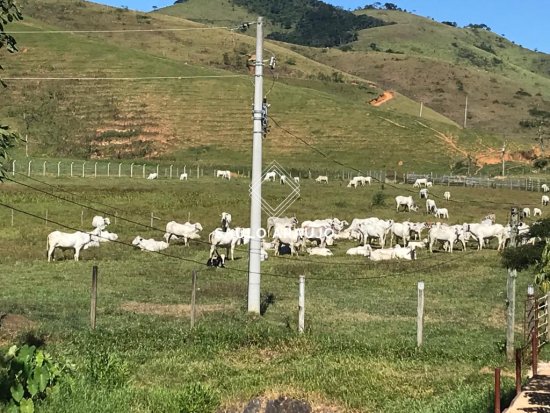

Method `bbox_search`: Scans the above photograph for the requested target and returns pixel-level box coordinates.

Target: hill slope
[162,1,550,138]
[0,0,533,174]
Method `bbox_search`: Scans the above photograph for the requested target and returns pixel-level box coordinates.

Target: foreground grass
[0,176,547,412]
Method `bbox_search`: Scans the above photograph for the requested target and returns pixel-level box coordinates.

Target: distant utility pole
[506,207,520,361]
[248,16,264,314]
[463,95,468,129]
[501,141,507,177]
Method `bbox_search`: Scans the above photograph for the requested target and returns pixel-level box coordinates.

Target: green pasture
[1,174,548,412]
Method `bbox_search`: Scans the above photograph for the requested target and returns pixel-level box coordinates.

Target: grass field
[1,173,549,412]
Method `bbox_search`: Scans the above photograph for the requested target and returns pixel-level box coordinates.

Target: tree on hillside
[383,3,399,10]
[0,0,23,181]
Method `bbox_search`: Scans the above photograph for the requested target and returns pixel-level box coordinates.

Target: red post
[515,348,522,395]
[494,368,501,413]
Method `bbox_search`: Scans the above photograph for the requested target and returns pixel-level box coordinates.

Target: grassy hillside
[1,0,486,174]
[302,9,550,137]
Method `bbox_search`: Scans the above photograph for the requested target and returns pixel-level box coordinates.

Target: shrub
[371,191,386,207]
[0,344,72,412]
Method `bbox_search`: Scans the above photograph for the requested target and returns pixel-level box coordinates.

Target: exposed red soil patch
[369,90,394,106]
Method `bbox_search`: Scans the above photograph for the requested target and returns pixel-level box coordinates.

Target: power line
[2,74,247,81]
[8,27,231,34]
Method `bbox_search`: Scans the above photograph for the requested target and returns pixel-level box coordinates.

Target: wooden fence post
[57,162,61,177]
[12,160,15,176]
[533,296,539,376]
[27,160,32,177]
[515,348,522,395]
[169,165,173,179]
[43,161,46,177]
[118,163,122,178]
[494,368,501,413]
[131,163,134,178]
[107,162,110,177]
[94,162,97,178]
[142,164,146,179]
[82,162,86,178]
[546,293,550,343]
[417,281,425,347]
[91,265,98,330]
[298,275,305,333]
[70,162,74,177]
[190,270,197,329]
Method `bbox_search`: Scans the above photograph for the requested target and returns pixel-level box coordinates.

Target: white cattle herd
[45,177,548,264]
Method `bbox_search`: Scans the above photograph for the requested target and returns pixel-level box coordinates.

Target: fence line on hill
[8,158,550,193]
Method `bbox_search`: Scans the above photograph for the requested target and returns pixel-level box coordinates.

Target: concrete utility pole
[506,207,520,361]
[247,16,264,314]
[463,95,468,129]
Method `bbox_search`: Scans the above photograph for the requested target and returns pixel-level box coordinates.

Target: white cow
[419,188,428,199]
[164,221,203,245]
[209,228,245,261]
[315,175,328,184]
[347,176,369,188]
[346,245,373,256]
[426,199,437,214]
[302,225,334,248]
[221,212,232,231]
[267,216,298,236]
[428,224,458,253]
[522,207,531,218]
[368,245,415,261]
[216,170,231,180]
[147,173,158,180]
[434,208,449,219]
[393,245,416,260]
[293,176,300,183]
[132,236,169,252]
[542,184,549,193]
[444,191,451,201]
[542,195,550,206]
[407,240,427,250]
[280,175,287,185]
[426,181,433,188]
[263,171,277,182]
[395,196,418,212]
[47,231,96,262]
[413,178,428,188]
[92,216,111,231]
[463,223,505,251]
[306,247,333,257]
[404,221,427,240]
[359,220,393,248]
[534,208,542,217]
[273,228,303,256]
[179,173,188,181]
[84,230,119,249]
[390,222,411,247]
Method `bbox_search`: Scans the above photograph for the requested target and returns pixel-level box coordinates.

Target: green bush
[0,344,72,412]
[371,191,386,207]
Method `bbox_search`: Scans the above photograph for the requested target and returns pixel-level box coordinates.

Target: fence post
[169,165,173,179]
[197,165,199,180]
[94,162,97,178]
[190,270,197,329]
[156,164,159,177]
[27,160,32,176]
[81,209,84,226]
[515,348,522,395]
[11,208,14,227]
[118,163,122,178]
[298,275,305,333]
[532,295,539,376]
[142,164,146,179]
[57,162,61,177]
[494,368,501,413]
[91,265,98,330]
[417,281,425,347]
[82,162,86,178]
[131,163,134,178]
[107,162,110,177]
[70,162,74,177]
[546,293,550,343]
[506,268,517,361]
[12,160,15,176]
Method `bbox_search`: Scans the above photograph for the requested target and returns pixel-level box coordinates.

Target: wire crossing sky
[92,0,549,54]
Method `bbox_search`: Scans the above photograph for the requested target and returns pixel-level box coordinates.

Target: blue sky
[93,0,549,53]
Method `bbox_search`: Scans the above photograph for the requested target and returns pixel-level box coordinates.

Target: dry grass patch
[120,301,232,318]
